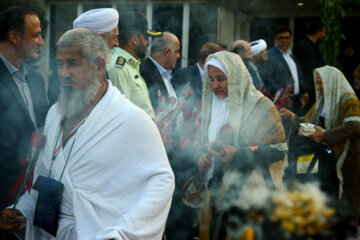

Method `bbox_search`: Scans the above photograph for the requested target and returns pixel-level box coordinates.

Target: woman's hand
[198,153,212,172]
[0,209,23,234]
[209,145,236,163]
[309,126,325,143]
[279,108,295,120]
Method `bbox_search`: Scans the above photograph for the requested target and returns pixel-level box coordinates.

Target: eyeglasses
[277,36,291,40]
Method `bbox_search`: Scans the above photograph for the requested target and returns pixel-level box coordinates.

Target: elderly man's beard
[56,75,101,119]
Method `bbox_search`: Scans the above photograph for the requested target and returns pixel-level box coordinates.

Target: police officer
[107,12,163,119]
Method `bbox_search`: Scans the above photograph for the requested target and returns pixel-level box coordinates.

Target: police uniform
[107,47,155,118]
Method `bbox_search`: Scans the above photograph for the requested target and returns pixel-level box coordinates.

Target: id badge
[33,176,64,236]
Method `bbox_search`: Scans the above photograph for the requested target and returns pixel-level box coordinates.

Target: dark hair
[306,20,325,35]
[215,42,227,51]
[274,25,292,38]
[198,41,226,63]
[231,45,245,55]
[0,6,37,41]
[118,30,138,47]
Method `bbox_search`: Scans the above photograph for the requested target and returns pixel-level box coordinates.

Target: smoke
[214,174,336,239]
[217,172,271,212]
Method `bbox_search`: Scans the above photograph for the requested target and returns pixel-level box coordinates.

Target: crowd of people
[0,5,360,240]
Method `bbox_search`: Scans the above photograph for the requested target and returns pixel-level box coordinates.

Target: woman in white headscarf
[280,65,360,220]
[183,51,287,239]
[198,51,287,188]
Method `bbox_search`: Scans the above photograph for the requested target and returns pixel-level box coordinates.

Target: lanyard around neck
[49,114,88,179]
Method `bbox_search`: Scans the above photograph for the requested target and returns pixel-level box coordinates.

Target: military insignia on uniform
[116,57,126,67]
[129,59,135,65]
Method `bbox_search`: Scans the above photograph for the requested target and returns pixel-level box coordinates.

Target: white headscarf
[314,65,360,130]
[73,8,119,34]
[201,51,285,148]
[204,57,228,78]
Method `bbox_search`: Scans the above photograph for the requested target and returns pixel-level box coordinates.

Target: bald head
[231,40,252,61]
[151,32,180,70]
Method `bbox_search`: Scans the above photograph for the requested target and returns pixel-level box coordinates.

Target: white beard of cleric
[56,75,101,119]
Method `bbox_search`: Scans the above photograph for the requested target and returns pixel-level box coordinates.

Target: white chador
[15,81,175,239]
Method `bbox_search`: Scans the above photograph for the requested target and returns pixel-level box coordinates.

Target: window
[83,4,112,12]
[117,2,146,15]
[250,18,289,48]
[188,3,218,65]
[152,4,183,69]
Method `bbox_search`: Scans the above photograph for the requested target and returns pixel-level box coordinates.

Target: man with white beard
[48,8,119,105]
[0,28,175,240]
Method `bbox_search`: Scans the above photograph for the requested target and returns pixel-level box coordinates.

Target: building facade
[38,0,359,89]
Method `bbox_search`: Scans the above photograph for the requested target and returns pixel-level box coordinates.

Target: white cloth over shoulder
[208,94,229,143]
[15,81,175,240]
[314,66,360,198]
[73,8,119,34]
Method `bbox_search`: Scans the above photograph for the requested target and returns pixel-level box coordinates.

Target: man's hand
[0,209,23,234]
[198,153,212,172]
[309,126,325,143]
[279,108,295,120]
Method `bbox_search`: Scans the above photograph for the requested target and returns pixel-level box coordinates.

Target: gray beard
[56,75,101,119]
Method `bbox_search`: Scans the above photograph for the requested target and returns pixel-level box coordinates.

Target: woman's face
[208,65,228,99]
[315,73,324,96]
[353,76,360,90]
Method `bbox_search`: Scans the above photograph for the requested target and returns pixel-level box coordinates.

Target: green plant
[318,0,346,67]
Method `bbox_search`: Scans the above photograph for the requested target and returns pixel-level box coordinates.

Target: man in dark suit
[140,32,180,113]
[172,41,225,102]
[0,7,49,209]
[261,25,305,113]
[293,20,326,109]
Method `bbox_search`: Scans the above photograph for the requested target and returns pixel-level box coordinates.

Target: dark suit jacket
[140,58,168,112]
[171,64,202,101]
[261,46,305,113]
[293,37,325,106]
[261,46,303,96]
[246,62,262,90]
[0,60,49,208]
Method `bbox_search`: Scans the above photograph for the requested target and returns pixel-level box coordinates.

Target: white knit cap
[73,8,119,34]
[250,39,267,56]
[204,57,228,78]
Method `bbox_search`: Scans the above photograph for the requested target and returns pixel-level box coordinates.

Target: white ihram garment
[15,81,175,240]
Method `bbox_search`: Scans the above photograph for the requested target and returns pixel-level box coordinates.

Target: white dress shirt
[196,62,204,80]
[149,56,177,98]
[278,47,300,95]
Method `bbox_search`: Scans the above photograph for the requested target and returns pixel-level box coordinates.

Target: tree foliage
[319,0,346,67]
[319,0,360,67]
